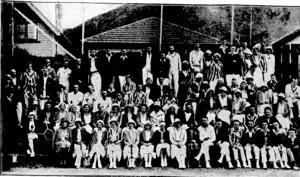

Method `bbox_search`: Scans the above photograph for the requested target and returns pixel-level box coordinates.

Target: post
[81,4,85,56]
[159,5,163,51]
[230,5,235,45]
[249,7,253,46]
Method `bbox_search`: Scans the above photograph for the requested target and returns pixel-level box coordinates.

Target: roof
[272,27,300,46]
[84,17,219,45]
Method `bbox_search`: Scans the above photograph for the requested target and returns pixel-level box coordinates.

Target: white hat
[220,86,228,92]
[109,118,118,125]
[195,73,203,79]
[159,122,166,127]
[243,48,252,55]
[144,121,152,127]
[28,112,37,118]
[96,119,105,126]
[127,119,136,127]
[278,93,285,98]
[265,46,273,53]
[154,101,161,107]
[75,118,83,126]
[174,118,181,125]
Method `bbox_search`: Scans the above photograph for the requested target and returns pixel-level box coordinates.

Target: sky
[33,3,122,29]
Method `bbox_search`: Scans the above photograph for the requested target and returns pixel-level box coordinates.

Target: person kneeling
[169,119,187,169]
[89,120,107,169]
[72,118,90,169]
[122,119,140,168]
[140,121,155,168]
[195,117,215,168]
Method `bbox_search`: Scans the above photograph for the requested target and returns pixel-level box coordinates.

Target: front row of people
[50,114,300,170]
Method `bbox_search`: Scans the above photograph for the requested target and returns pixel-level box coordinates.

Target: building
[272,27,300,79]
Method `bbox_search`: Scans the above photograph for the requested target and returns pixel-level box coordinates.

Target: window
[15,23,38,42]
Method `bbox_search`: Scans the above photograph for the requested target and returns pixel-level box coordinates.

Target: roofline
[272,27,300,45]
[85,41,218,44]
[84,17,220,43]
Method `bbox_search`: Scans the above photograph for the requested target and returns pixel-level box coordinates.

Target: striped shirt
[205,61,222,82]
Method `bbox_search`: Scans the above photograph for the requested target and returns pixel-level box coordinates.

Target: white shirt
[285,84,300,99]
[83,114,91,124]
[150,110,165,126]
[140,113,147,125]
[198,125,216,143]
[189,50,204,71]
[219,96,228,107]
[57,67,71,85]
[77,129,81,142]
[145,131,151,141]
[265,54,275,74]
[29,120,35,132]
[90,57,97,72]
[43,76,48,97]
[185,112,191,122]
[145,53,152,71]
[166,52,181,72]
[68,91,84,106]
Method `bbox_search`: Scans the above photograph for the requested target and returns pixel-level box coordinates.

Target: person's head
[159,122,166,131]
[73,84,79,93]
[240,81,247,89]
[273,121,280,130]
[220,86,227,97]
[230,46,236,53]
[195,73,203,83]
[90,49,97,57]
[270,74,276,81]
[44,101,52,111]
[146,78,152,85]
[174,119,182,128]
[216,120,223,129]
[28,63,33,71]
[63,60,69,68]
[169,46,174,53]
[278,93,285,102]
[262,121,268,130]
[288,128,296,137]
[106,49,112,54]
[125,75,132,83]
[10,69,16,78]
[96,120,104,129]
[182,61,189,70]
[101,90,107,98]
[246,76,254,84]
[194,43,200,50]
[28,112,36,121]
[110,119,117,128]
[128,121,135,129]
[264,106,272,118]
[247,120,254,129]
[234,90,242,99]
[87,84,94,92]
[76,58,82,66]
[160,52,166,59]
[187,86,193,94]
[249,106,256,114]
[121,49,127,55]
[144,122,151,130]
[116,92,122,100]
[168,106,176,114]
[231,78,238,86]
[125,104,133,113]
[291,78,298,87]
[45,59,51,67]
[201,117,208,127]
[75,120,82,129]
[109,84,114,89]
[242,42,247,48]
[266,47,273,54]
[253,46,259,55]
[83,104,90,113]
[233,120,240,130]
[70,104,77,112]
[221,38,227,45]
[260,85,268,92]
[207,89,214,98]
[140,104,147,113]
[43,68,49,77]
[60,118,68,128]
[59,103,66,111]
[112,104,119,113]
[185,103,193,112]
[98,103,105,112]
[137,84,143,91]
[213,53,221,63]
[146,46,152,53]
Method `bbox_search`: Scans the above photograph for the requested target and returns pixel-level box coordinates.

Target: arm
[134,130,140,146]
[189,52,195,71]
[180,129,187,146]
[178,54,182,72]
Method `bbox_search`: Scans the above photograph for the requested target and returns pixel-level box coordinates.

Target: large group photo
[1,1,300,176]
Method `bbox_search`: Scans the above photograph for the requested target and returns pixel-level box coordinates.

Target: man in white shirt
[142,47,153,85]
[195,117,216,168]
[189,43,204,73]
[57,60,72,95]
[166,45,181,98]
[285,78,300,118]
[68,84,83,110]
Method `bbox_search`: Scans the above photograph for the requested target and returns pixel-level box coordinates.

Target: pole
[249,7,253,46]
[159,5,163,51]
[11,2,15,58]
[81,4,85,56]
[230,5,235,45]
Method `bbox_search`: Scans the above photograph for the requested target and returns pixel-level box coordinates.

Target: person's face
[233,122,239,129]
[63,61,68,67]
[11,70,16,77]
[45,103,51,110]
[250,107,255,113]
[28,64,33,70]
[159,78,164,84]
[145,124,151,130]
[266,49,271,54]
[43,69,48,76]
[121,49,127,55]
[232,79,237,86]
[117,93,122,99]
[74,85,79,92]
[146,47,152,53]
[160,53,165,59]
[292,79,298,87]
[77,60,81,66]
[201,118,208,126]
[271,75,276,81]
[146,79,152,85]
[59,104,66,111]
[75,122,81,128]
[98,104,104,111]
[264,109,272,117]
[216,121,222,129]
[214,56,220,63]
[253,48,259,54]
[102,91,107,98]
[138,85,143,90]
[126,77,131,83]
[109,84,114,89]
[262,122,268,129]
[46,59,51,66]
[97,122,103,129]
[187,87,192,94]
[169,46,174,53]
[61,121,67,128]
[240,82,246,89]
[154,106,160,112]
[141,106,147,113]
[88,85,93,92]
[186,104,192,112]
[273,122,279,129]
[243,42,247,48]
[221,91,226,97]
[83,105,90,112]
[128,123,134,128]
[235,93,240,98]
[247,121,254,129]
[289,130,296,137]
[222,39,226,45]
[160,125,165,131]
[107,49,111,54]
[175,122,181,128]
[112,107,118,113]
[90,50,97,57]
[71,106,77,112]
[29,115,35,120]
[230,47,236,53]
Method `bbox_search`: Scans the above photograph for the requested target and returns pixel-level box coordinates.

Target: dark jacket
[139,130,155,145]
[242,129,256,146]
[269,129,286,146]
[71,127,90,145]
[215,125,230,143]
[153,130,170,145]
[179,110,197,126]
[144,84,160,102]
[255,129,271,148]
[92,111,110,127]
[284,136,300,149]
[120,113,137,128]
[37,76,54,99]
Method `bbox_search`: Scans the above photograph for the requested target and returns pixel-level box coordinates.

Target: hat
[144,121,152,128]
[159,122,166,127]
[240,80,247,84]
[252,44,261,50]
[182,60,189,65]
[194,43,200,48]
[195,73,203,79]
[265,46,273,53]
[109,118,118,125]
[60,118,69,125]
[246,74,254,80]
[205,50,212,55]
[96,120,105,126]
[278,93,285,98]
[234,89,242,94]
[220,86,228,92]
[174,118,181,125]
[28,112,36,119]
[243,48,253,55]
[75,118,83,126]
[33,100,39,105]
[125,104,134,108]
[112,103,120,109]
[127,119,136,127]
[203,81,209,85]
[213,53,221,58]
[154,101,161,107]
[260,85,268,89]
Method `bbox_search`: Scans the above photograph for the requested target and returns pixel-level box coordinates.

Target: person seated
[245,75,257,106]
[150,101,165,131]
[179,102,197,129]
[274,93,291,131]
[182,86,197,113]
[240,80,248,100]
[256,85,272,117]
[255,106,278,129]
[81,104,94,134]
[67,104,81,129]
[53,102,69,130]
[95,90,112,113]
[109,104,122,127]
[40,101,55,130]
[186,123,199,168]
[285,78,300,125]
[216,86,232,111]
[165,106,178,130]
[154,122,170,167]
[71,118,90,168]
[144,77,160,104]
[229,120,248,168]
[139,121,155,168]
[67,84,83,110]
[284,128,300,170]
[133,84,147,114]
[122,120,139,168]
[199,89,217,125]
[52,118,72,166]
[122,75,136,104]
[242,120,260,168]
[82,84,99,111]
[254,121,272,169]
[112,92,126,112]
[214,119,233,168]
[162,96,179,114]
[120,104,137,128]
[92,102,109,128]
[245,106,258,126]
[169,118,187,169]
[229,78,240,96]
[136,104,150,132]
[30,100,42,121]
[107,84,116,98]
[231,90,247,125]
[25,112,42,157]
[89,120,107,169]
[195,117,216,168]
[269,121,289,169]
[106,118,122,169]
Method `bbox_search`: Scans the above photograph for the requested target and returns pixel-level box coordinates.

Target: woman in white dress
[264,46,275,83]
[106,118,122,169]
[251,45,266,87]
[139,121,155,168]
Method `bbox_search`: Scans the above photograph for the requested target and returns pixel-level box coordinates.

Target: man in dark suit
[144,77,160,102]
[115,49,133,91]
[38,68,54,110]
[99,49,116,91]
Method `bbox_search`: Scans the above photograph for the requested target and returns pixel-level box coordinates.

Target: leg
[245,145,252,167]
[238,146,247,167]
[173,72,179,98]
[268,147,278,168]
[261,147,268,169]
[232,147,241,167]
[253,145,261,168]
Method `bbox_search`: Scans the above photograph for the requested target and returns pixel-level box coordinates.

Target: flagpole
[249,7,253,46]
[230,5,235,45]
[81,4,85,56]
[159,5,163,51]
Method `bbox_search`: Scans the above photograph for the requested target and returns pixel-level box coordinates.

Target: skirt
[90,143,106,158]
[156,143,171,157]
[171,144,186,159]
[55,140,71,153]
[107,144,122,161]
[123,145,139,159]
[140,144,155,159]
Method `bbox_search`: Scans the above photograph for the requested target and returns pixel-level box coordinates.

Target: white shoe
[228,161,233,169]
[273,162,279,169]
[293,166,299,170]
[218,159,222,164]
[256,163,260,169]
[92,165,96,169]
[242,161,248,168]
[263,163,267,169]
[280,161,285,168]
[285,163,291,169]
[237,161,241,168]
[206,162,211,169]
[27,150,31,155]
[30,152,35,157]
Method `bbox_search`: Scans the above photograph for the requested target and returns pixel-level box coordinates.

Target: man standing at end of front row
[166,45,181,98]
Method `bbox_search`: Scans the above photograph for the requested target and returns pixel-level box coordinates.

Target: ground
[2,167,300,177]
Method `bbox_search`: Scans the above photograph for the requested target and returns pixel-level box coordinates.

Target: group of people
[3,40,300,170]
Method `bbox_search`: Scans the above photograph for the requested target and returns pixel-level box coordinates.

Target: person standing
[100,49,115,90]
[115,49,132,91]
[141,47,155,85]
[40,58,57,79]
[89,50,102,96]
[264,46,275,83]
[57,60,72,95]
[206,53,223,91]
[67,84,83,110]
[189,43,204,74]
[38,68,54,110]
[285,77,300,126]
[224,46,243,87]
[166,46,181,98]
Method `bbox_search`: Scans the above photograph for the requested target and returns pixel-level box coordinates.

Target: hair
[264,106,272,112]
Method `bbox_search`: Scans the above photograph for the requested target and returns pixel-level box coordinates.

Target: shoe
[247,160,252,168]
[30,152,35,157]
[228,161,233,169]
[293,166,299,170]
[27,150,31,155]
[242,161,248,168]
[218,159,222,164]
[256,163,260,169]
[280,161,285,168]
[273,162,279,169]
[92,165,96,169]
[263,163,267,169]
[206,162,211,169]
[109,164,112,169]
[237,161,241,168]
[285,163,291,169]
